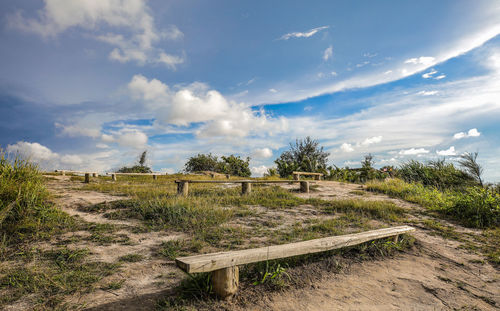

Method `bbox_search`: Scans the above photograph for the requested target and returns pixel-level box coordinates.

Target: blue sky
[1,0,500,181]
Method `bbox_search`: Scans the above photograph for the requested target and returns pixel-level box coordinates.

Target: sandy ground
[37,177,500,310]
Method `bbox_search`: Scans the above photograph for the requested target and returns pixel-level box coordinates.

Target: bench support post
[92,173,98,177]
[300,181,309,193]
[177,181,189,197]
[61,170,65,176]
[111,174,117,181]
[293,173,299,181]
[315,175,321,181]
[241,182,251,195]
[393,234,399,243]
[212,266,239,299]
[84,173,90,183]
[153,175,158,180]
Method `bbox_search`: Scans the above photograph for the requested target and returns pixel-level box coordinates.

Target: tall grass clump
[367,179,499,228]
[0,154,73,244]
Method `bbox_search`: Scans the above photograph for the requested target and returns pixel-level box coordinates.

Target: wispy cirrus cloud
[279,25,329,40]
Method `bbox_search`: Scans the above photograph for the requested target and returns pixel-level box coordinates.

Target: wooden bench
[106,172,165,181]
[174,179,312,196]
[176,225,415,298]
[292,171,324,181]
[55,170,98,177]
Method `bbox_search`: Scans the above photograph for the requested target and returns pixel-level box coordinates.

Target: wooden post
[212,266,239,299]
[153,175,158,180]
[226,174,230,179]
[300,181,309,193]
[293,173,299,181]
[92,173,98,177]
[393,234,399,243]
[315,175,321,181]
[177,181,189,197]
[84,173,90,183]
[61,170,65,176]
[241,182,251,195]
[111,174,117,181]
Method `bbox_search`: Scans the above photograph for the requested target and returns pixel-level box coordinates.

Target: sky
[1,0,500,181]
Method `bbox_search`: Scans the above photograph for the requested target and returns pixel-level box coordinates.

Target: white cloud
[331,71,338,76]
[436,146,456,156]
[251,165,269,177]
[269,88,278,93]
[114,129,148,148]
[8,0,183,67]
[304,105,313,111]
[252,148,273,159]
[55,122,101,138]
[279,26,329,40]
[323,45,333,61]
[453,128,481,139]
[435,74,446,80]
[418,90,438,96]
[157,52,185,70]
[399,148,430,155]
[7,141,58,162]
[422,69,437,79]
[60,154,83,165]
[404,56,435,66]
[96,143,110,149]
[128,75,288,138]
[361,136,382,146]
[340,143,354,152]
[384,70,393,75]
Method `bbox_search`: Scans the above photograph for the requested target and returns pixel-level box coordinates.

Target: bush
[275,137,329,178]
[0,154,73,244]
[117,151,152,173]
[397,159,475,190]
[184,154,251,177]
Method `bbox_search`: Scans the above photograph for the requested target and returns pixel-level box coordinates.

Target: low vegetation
[184,153,251,177]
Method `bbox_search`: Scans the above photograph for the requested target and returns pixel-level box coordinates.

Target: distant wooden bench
[106,172,165,181]
[55,170,99,180]
[174,179,312,196]
[176,225,415,298]
[292,171,324,181]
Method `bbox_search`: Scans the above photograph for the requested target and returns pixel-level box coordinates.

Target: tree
[117,150,152,173]
[361,153,374,169]
[458,152,483,187]
[219,155,251,177]
[184,153,219,172]
[275,137,329,177]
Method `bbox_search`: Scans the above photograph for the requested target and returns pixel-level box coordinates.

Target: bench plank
[176,226,415,273]
[174,180,300,184]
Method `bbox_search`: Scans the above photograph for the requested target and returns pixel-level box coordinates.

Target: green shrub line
[367,179,499,228]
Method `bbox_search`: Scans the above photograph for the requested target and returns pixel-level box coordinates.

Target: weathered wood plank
[174,180,300,184]
[292,171,323,176]
[176,226,415,273]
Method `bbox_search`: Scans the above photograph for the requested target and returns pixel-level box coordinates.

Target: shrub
[117,150,152,173]
[275,137,329,178]
[184,153,251,177]
[184,153,219,172]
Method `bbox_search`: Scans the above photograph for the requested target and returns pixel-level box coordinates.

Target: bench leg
[393,234,399,243]
[153,175,158,180]
[293,174,299,181]
[241,182,251,195]
[111,174,117,181]
[61,170,65,176]
[92,173,98,177]
[315,175,320,181]
[212,266,239,299]
[84,173,90,183]
[177,181,189,197]
[300,181,309,193]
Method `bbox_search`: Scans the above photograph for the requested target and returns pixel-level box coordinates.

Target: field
[1,172,499,310]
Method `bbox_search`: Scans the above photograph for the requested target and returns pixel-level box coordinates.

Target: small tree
[219,155,251,177]
[117,150,152,173]
[275,137,329,177]
[458,152,483,187]
[184,153,219,172]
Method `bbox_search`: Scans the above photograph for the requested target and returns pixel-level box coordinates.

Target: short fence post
[111,174,117,181]
[84,173,90,183]
[153,175,158,180]
[226,174,230,179]
[212,266,239,299]
[300,181,309,193]
[393,234,399,243]
[61,170,65,176]
[315,175,320,181]
[92,173,98,177]
[293,173,299,181]
[241,182,252,195]
[177,181,189,197]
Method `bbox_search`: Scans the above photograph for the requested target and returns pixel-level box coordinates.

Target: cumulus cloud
[252,148,273,159]
[279,26,329,40]
[418,90,438,96]
[55,122,101,138]
[340,143,354,152]
[251,165,269,177]
[8,0,183,67]
[128,75,288,137]
[453,128,481,139]
[399,148,430,155]
[436,146,456,156]
[361,136,382,146]
[7,141,58,162]
[323,45,333,61]
[404,56,435,66]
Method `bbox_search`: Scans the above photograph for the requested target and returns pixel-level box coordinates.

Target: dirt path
[43,177,499,310]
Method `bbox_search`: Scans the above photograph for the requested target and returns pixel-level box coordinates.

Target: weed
[118,254,144,262]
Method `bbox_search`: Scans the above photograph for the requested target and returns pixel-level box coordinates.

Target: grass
[119,253,144,262]
[366,178,499,228]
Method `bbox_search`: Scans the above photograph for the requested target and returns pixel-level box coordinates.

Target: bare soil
[25,177,500,310]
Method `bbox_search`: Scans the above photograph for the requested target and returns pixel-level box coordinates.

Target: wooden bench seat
[106,172,165,181]
[174,179,312,196]
[176,225,415,298]
[292,171,324,181]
